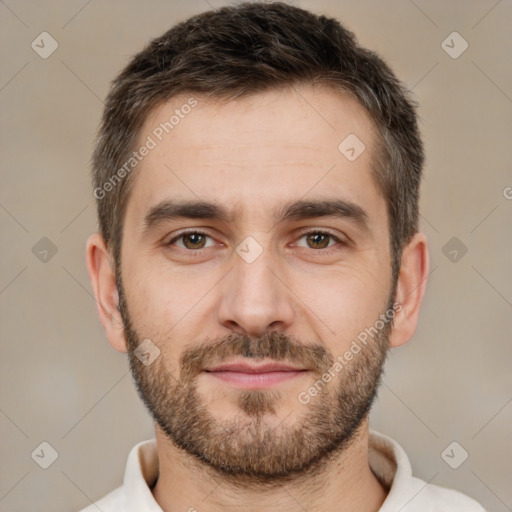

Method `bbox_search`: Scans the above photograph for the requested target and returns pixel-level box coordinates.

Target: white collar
[99,430,481,511]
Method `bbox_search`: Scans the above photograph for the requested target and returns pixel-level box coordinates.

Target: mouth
[203,361,310,389]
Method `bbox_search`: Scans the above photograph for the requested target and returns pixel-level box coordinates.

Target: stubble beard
[118,278,392,485]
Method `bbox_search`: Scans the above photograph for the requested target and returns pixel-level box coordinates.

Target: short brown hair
[92,1,423,281]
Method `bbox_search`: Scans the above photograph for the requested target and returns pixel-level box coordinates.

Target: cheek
[290,262,390,342]
[122,256,203,325]
[121,261,217,362]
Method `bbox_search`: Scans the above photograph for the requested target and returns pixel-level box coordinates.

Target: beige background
[1,1,511,511]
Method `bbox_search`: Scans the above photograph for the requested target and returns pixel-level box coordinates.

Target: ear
[389,232,430,348]
[85,233,127,353]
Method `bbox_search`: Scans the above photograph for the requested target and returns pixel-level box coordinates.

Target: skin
[86,85,429,512]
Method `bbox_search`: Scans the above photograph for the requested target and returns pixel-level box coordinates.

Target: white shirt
[79,430,485,511]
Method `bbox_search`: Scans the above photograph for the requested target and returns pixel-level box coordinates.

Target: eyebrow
[143,198,369,233]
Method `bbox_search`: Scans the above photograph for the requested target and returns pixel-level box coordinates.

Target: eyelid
[293,229,345,249]
[166,229,216,248]
[298,228,343,239]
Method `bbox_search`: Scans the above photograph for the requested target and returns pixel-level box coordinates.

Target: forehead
[126,85,384,228]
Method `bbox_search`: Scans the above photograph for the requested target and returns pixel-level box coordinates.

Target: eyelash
[166,229,344,253]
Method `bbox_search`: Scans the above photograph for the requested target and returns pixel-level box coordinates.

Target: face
[118,85,396,482]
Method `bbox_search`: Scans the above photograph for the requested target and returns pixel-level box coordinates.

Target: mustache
[179,331,334,383]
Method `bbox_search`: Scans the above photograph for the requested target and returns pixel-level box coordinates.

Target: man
[84,2,484,510]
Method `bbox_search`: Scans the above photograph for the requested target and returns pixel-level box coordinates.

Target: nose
[216,246,295,337]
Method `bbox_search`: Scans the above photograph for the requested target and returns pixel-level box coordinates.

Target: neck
[152,420,387,512]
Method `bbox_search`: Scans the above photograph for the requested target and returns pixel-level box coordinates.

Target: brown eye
[294,230,344,251]
[305,232,331,249]
[168,231,214,250]
[182,233,207,249]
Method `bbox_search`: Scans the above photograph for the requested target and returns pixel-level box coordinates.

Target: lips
[205,362,305,373]
[203,361,309,389]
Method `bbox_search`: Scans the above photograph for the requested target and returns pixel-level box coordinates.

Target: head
[86,2,429,484]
